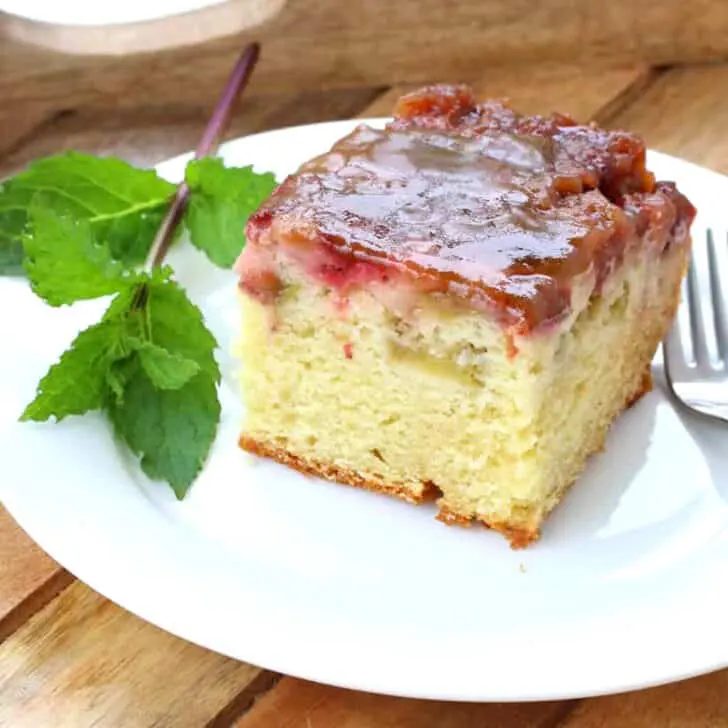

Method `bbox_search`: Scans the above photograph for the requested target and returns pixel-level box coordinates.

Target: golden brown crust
[435,507,472,528]
[436,506,539,549]
[626,369,653,408]
[239,436,439,504]
[240,435,543,548]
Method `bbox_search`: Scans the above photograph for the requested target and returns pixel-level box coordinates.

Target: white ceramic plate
[2,120,728,702]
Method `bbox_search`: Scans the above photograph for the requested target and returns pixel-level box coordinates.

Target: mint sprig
[0,153,175,274]
[8,42,267,498]
[20,263,221,498]
[23,203,130,305]
[185,158,277,268]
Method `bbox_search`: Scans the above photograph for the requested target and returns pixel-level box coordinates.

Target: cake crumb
[518,563,526,573]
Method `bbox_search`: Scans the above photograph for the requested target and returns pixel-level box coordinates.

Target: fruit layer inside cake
[234,85,695,547]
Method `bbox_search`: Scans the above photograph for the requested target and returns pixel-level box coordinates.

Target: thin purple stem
[143,42,260,273]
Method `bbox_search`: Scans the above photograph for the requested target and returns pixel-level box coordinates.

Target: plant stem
[142,42,260,273]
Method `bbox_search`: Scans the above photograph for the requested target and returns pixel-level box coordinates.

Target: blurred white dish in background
[0,0,229,25]
[0,0,283,55]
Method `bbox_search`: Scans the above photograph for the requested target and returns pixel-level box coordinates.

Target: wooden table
[2,60,728,727]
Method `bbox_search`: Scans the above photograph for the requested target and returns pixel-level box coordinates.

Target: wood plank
[1,1,727,115]
[560,670,728,727]
[232,678,574,728]
[607,64,728,174]
[0,507,72,642]
[360,66,653,123]
[0,105,59,160]
[0,582,275,728]
[0,87,383,175]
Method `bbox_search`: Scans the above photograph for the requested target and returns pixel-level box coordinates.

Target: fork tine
[663,318,688,380]
[686,253,709,366]
[706,229,728,362]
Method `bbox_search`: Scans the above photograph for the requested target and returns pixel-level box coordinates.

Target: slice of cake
[234,85,695,547]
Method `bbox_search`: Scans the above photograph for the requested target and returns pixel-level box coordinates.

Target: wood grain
[0,582,275,728]
[0,87,383,175]
[607,64,728,174]
[0,507,72,643]
[0,104,60,160]
[1,1,727,115]
[360,66,653,123]
[561,671,728,727]
[232,678,574,728]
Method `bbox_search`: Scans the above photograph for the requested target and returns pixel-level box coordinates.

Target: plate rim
[2,118,728,702]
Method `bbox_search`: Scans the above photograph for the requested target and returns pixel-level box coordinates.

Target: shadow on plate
[542,387,658,544]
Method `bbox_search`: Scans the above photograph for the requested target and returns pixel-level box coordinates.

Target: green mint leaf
[184,158,277,268]
[106,359,131,406]
[0,152,175,272]
[108,365,220,499]
[0,184,32,275]
[23,205,128,306]
[130,338,201,390]
[106,272,221,497]
[21,317,129,422]
[140,271,221,383]
[22,271,221,497]
[10,150,228,497]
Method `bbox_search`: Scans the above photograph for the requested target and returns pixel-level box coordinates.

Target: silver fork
[663,229,728,423]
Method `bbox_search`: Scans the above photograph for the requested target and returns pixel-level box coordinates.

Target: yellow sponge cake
[234,85,695,547]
